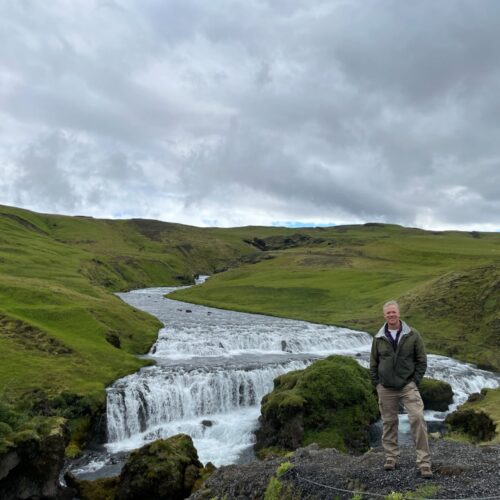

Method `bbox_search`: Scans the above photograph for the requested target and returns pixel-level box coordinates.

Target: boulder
[445,409,496,442]
[419,378,454,411]
[0,418,70,500]
[254,355,379,454]
[117,434,203,500]
[65,473,118,500]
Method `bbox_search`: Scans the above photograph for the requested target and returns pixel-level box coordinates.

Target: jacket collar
[375,320,411,338]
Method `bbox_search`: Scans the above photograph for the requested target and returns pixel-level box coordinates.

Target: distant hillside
[171,223,500,371]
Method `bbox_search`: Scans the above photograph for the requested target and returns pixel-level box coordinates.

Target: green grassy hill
[1,205,499,455]
[0,205,255,399]
[171,224,500,371]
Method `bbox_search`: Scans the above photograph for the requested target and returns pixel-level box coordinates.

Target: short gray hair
[383,300,400,311]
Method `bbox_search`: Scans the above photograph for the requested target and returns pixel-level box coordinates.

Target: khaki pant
[377,382,431,467]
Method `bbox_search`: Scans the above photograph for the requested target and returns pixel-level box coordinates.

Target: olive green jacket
[369,321,427,390]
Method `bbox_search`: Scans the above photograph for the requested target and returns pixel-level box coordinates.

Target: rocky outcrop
[69,434,206,500]
[0,418,70,500]
[419,378,454,411]
[190,440,500,500]
[254,355,379,455]
[445,388,498,443]
[445,409,496,442]
[117,434,203,500]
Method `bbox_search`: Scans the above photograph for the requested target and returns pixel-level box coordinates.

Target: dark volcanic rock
[190,440,500,500]
[0,419,70,500]
[190,456,281,500]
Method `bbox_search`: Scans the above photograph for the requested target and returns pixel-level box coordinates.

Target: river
[69,284,500,479]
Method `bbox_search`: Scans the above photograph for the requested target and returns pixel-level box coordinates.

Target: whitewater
[70,284,500,478]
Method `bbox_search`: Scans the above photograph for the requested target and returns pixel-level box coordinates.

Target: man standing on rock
[370,300,432,478]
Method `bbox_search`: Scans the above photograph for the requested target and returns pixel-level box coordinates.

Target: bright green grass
[171,225,500,371]
[0,205,255,406]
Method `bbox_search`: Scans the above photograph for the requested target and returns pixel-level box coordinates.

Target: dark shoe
[384,458,397,471]
[420,466,433,478]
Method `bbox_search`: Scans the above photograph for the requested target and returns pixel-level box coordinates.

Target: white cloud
[0,0,499,230]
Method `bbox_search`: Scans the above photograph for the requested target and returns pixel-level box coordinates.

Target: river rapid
[70,284,500,479]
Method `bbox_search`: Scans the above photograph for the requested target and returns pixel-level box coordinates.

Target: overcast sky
[1,0,499,230]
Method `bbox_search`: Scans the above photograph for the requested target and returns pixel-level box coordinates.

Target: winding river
[70,283,500,479]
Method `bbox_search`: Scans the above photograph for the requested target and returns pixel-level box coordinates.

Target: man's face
[384,305,400,329]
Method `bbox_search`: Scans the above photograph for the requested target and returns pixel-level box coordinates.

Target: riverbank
[190,439,500,499]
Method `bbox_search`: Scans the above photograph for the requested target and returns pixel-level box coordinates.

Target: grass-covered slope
[171,224,500,370]
[0,205,256,412]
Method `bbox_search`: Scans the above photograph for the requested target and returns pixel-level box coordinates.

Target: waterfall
[101,286,374,465]
[150,323,371,358]
[106,360,311,443]
[426,355,499,412]
[67,285,499,477]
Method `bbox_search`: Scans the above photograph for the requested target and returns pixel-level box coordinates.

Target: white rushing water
[105,285,373,465]
[72,284,500,477]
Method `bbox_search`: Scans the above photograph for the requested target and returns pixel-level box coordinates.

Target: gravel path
[190,439,500,499]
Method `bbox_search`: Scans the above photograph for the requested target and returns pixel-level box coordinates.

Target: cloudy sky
[1,0,499,230]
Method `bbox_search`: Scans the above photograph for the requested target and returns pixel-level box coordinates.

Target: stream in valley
[69,283,500,479]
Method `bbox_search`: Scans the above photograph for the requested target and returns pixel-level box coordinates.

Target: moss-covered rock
[446,409,496,443]
[65,473,119,500]
[419,378,454,411]
[117,434,203,500]
[445,388,499,444]
[191,461,217,493]
[0,417,69,500]
[255,355,379,454]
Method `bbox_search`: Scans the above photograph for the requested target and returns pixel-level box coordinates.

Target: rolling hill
[0,205,499,455]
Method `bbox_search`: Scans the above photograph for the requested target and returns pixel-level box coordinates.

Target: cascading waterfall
[106,360,311,443]
[70,285,500,478]
[150,322,371,357]
[103,286,374,465]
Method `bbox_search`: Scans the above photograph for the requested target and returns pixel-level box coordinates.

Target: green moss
[118,434,203,499]
[384,484,440,500]
[258,356,379,453]
[264,476,283,500]
[450,387,500,444]
[406,484,440,498]
[276,461,294,477]
[419,378,453,411]
[385,493,405,500]
[264,466,299,500]
[192,462,217,492]
[256,447,293,460]
[446,409,496,442]
[65,416,92,457]
[74,476,119,500]
[443,431,476,444]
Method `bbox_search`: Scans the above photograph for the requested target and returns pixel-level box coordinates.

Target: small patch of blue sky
[112,211,143,219]
[202,218,221,226]
[271,221,337,228]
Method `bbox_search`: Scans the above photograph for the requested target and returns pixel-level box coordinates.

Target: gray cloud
[0,0,499,230]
